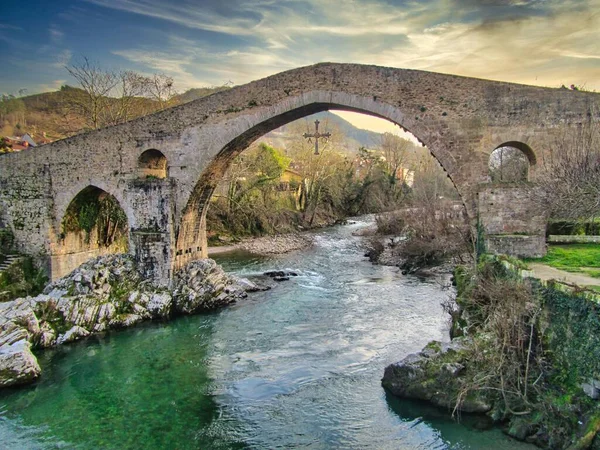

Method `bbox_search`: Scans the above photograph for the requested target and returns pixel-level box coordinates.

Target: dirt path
[529,263,600,287]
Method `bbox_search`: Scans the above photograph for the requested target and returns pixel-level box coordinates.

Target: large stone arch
[174,91,472,269]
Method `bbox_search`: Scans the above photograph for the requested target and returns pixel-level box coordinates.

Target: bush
[450,259,600,448]
[376,202,472,271]
[547,220,600,236]
[374,212,405,235]
[0,228,14,254]
[0,256,48,302]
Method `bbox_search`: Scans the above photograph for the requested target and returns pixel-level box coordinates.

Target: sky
[0,0,599,134]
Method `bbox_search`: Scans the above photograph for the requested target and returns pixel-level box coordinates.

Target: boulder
[56,326,90,345]
[382,337,491,414]
[233,277,271,293]
[145,293,173,318]
[0,340,41,387]
[172,259,247,314]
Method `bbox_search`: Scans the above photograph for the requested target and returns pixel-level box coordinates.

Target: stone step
[0,255,21,272]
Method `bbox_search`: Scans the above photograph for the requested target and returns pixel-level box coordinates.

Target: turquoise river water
[0,219,536,449]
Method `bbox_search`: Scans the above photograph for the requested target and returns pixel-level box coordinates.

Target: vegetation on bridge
[62,187,128,247]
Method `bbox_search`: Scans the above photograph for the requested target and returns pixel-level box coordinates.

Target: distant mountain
[260,111,385,155]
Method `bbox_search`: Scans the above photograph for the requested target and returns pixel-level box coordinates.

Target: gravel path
[529,263,600,287]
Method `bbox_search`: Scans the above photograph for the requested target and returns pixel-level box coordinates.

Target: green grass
[585,285,600,293]
[525,244,600,272]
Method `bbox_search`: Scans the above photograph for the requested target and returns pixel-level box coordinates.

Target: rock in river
[382,337,491,414]
[0,340,41,387]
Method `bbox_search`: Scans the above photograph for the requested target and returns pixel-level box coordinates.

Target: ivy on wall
[62,187,127,246]
[542,284,600,387]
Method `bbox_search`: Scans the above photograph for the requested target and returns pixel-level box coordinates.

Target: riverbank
[209,233,313,256]
[382,256,600,449]
[0,254,255,388]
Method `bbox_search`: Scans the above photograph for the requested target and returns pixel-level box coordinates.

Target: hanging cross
[303,119,331,155]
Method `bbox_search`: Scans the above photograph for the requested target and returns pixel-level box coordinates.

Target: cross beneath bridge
[303,119,331,155]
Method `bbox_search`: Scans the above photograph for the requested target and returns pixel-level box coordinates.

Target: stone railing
[548,235,600,244]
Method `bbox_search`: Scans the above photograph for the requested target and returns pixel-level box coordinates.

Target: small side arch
[51,185,130,280]
[489,141,535,182]
[138,149,168,179]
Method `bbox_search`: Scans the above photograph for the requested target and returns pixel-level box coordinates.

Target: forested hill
[1,86,385,153]
[0,85,229,142]
[262,111,386,155]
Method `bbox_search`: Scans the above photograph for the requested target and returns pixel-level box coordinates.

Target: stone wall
[478,184,547,258]
[484,234,546,258]
[49,228,127,280]
[0,63,598,283]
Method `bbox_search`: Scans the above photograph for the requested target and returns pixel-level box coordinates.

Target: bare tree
[65,57,118,130]
[538,116,600,221]
[105,70,148,126]
[489,146,529,182]
[144,73,176,110]
[65,58,178,131]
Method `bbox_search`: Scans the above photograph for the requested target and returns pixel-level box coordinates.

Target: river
[0,218,535,449]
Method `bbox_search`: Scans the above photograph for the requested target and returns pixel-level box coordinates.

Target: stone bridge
[1,63,598,285]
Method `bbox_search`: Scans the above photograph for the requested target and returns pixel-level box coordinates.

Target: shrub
[0,256,48,301]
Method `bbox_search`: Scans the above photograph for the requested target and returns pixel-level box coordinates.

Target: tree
[65,57,118,130]
[538,117,600,221]
[489,146,529,182]
[145,73,176,110]
[0,95,26,128]
[0,137,12,154]
[285,119,351,223]
[378,132,414,202]
[64,57,178,130]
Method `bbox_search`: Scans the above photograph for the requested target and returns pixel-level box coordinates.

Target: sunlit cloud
[2,0,598,101]
[36,79,67,93]
[92,0,600,90]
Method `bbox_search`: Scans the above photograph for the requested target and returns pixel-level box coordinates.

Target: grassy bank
[526,244,600,278]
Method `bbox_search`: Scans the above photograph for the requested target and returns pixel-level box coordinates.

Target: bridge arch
[51,184,130,279]
[489,141,536,183]
[138,149,168,179]
[54,180,134,234]
[174,92,468,268]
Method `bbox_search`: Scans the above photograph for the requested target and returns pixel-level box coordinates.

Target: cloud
[94,0,599,90]
[52,49,73,69]
[37,79,67,93]
[0,23,23,31]
[49,25,64,44]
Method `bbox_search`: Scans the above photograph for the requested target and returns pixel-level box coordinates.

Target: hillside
[0,85,228,143]
[260,111,385,155]
[0,86,418,160]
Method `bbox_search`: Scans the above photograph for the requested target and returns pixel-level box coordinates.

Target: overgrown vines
[62,189,127,246]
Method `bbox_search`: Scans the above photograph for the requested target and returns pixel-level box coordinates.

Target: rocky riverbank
[0,254,257,388]
[382,257,600,449]
[241,233,313,255]
[210,233,313,256]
